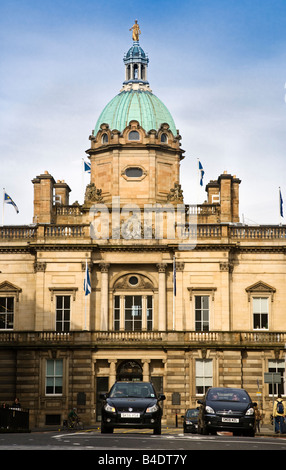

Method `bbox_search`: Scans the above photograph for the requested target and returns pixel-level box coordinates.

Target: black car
[100,381,165,434]
[197,387,257,437]
[182,408,199,433]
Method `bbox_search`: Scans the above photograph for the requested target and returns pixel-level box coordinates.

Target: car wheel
[153,424,161,435]
[101,424,113,433]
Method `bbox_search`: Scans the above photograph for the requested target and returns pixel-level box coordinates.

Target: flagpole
[82,159,84,203]
[2,188,5,226]
[84,259,87,330]
[173,255,175,330]
[279,187,284,225]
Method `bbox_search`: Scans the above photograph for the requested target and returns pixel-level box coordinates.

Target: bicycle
[62,417,84,431]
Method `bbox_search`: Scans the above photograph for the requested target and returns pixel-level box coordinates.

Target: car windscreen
[109,383,156,399]
[186,409,199,418]
[207,390,249,403]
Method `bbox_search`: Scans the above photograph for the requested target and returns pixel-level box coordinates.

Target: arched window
[101,133,108,144]
[160,133,168,143]
[113,274,154,331]
[128,130,140,141]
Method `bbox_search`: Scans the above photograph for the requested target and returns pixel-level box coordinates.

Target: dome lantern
[93,22,178,137]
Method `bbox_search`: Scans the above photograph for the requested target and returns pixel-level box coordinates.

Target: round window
[129,276,139,286]
[125,167,143,178]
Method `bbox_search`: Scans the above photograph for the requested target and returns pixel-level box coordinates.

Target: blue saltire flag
[84,261,91,296]
[4,192,19,213]
[280,188,284,218]
[84,161,91,173]
[198,161,204,186]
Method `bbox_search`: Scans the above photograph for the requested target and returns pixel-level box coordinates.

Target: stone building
[0,31,286,429]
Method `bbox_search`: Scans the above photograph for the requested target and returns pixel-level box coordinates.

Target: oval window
[125,167,143,178]
[102,133,108,143]
[128,130,140,141]
[161,133,168,143]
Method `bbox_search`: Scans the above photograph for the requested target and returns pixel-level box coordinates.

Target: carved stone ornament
[84,183,103,203]
[167,182,184,203]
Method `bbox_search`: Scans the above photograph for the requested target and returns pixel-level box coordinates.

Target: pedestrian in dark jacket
[273,395,285,433]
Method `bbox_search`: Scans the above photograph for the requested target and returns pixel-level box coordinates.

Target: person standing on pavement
[273,394,285,433]
[254,404,262,433]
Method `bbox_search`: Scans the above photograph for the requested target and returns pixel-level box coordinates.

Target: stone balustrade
[0,223,285,241]
[0,330,286,348]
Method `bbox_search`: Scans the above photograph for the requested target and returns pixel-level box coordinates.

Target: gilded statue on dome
[129,20,141,41]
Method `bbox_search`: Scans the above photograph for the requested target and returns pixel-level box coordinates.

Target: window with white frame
[196,359,213,395]
[113,294,153,331]
[268,360,285,396]
[0,297,14,329]
[46,359,63,395]
[253,297,268,330]
[56,295,71,332]
[195,295,210,331]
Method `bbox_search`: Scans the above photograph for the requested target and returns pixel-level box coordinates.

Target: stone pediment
[245,281,276,302]
[0,281,22,301]
[113,273,154,291]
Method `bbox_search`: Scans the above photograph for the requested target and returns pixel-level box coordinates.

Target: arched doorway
[116,360,143,381]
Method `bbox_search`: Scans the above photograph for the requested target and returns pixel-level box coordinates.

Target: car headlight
[205,405,215,414]
[104,403,116,413]
[245,407,254,416]
[186,420,193,424]
[146,404,159,413]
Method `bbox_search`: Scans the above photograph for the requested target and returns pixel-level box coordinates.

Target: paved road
[1,428,286,453]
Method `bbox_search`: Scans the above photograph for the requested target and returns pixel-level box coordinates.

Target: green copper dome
[94,90,177,136]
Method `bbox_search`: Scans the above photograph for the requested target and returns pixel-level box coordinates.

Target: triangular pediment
[245,281,276,301]
[0,281,22,301]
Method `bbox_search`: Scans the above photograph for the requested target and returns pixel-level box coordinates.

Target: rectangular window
[147,295,153,331]
[195,296,209,331]
[46,359,63,395]
[196,359,213,395]
[268,360,285,396]
[56,296,71,332]
[114,295,120,331]
[253,297,268,329]
[113,295,153,331]
[125,295,142,331]
[0,297,14,329]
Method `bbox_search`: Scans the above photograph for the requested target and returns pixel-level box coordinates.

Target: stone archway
[116,360,143,381]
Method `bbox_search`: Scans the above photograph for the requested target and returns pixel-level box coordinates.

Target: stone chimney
[32,171,55,224]
[54,180,71,206]
[206,171,241,223]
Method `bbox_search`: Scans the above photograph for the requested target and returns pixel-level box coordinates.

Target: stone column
[99,263,110,331]
[108,359,117,388]
[157,263,167,331]
[142,360,150,382]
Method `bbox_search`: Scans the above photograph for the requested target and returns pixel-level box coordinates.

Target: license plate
[222,417,239,423]
[120,413,140,418]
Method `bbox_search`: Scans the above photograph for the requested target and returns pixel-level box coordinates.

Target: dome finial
[129,20,141,42]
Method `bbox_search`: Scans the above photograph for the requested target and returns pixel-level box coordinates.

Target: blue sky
[1,0,286,225]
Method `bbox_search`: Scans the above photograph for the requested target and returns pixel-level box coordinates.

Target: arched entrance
[116,360,143,381]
